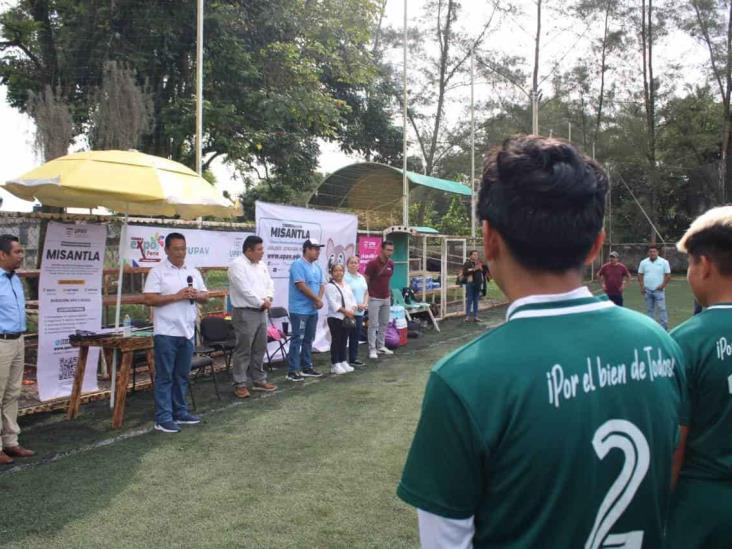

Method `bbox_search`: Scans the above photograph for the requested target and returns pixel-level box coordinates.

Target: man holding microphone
[144,233,208,433]
[228,235,278,399]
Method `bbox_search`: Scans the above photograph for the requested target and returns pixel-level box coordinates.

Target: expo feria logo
[130,232,209,262]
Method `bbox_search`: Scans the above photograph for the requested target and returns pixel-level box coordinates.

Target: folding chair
[188,353,217,409]
[200,316,236,371]
[392,288,440,332]
[265,306,291,366]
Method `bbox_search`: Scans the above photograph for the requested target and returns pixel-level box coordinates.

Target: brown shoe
[3,445,34,458]
[253,381,277,392]
[0,451,14,465]
[233,386,250,399]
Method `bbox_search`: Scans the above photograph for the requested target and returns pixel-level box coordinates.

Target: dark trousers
[607,293,624,307]
[327,317,351,364]
[348,315,364,363]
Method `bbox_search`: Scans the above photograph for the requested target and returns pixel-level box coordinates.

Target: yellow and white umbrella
[3,149,237,218]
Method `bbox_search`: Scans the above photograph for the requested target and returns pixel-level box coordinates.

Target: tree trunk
[594,1,611,145]
[532,0,542,134]
[641,0,657,244]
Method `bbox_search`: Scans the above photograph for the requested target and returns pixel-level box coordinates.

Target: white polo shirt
[143,259,207,339]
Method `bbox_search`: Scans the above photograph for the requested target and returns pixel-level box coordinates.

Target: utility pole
[402,0,409,226]
[195,0,204,175]
[470,48,476,238]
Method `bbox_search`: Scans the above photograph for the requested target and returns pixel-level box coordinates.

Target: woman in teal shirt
[345,255,369,366]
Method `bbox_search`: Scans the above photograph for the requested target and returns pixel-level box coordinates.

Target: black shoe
[350,360,365,367]
[286,372,305,382]
[301,368,323,378]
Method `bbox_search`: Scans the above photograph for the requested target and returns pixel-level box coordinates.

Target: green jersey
[398,288,686,548]
[667,304,732,548]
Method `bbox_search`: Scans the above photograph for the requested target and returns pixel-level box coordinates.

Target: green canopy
[308,162,472,226]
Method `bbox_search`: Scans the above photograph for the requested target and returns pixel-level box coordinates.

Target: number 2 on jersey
[585,419,650,549]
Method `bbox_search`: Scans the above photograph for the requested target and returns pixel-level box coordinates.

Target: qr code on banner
[58,356,78,381]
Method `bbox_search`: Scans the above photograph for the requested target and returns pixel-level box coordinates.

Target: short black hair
[478,136,608,273]
[648,245,659,251]
[0,234,19,255]
[164,232,186,248]
[686,226,732,275]
[242,235,263,253]
[382,240,394,249]
[468,249,479,256]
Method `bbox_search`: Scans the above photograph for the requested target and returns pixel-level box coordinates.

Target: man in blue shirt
[638,245,672,330]
[287,239,325,382]
[0,234,33,465]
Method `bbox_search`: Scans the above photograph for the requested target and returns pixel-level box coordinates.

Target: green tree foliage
[438,196,470,235]
[0,0,402,214]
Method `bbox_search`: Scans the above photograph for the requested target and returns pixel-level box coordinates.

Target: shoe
[331,363,347,375]
[474,317,481,322]
[234,386,251,398]
[339,362,354,372]
[154,421,181,433]
[3,445,34,458]
[301,368,323,378]
[286,372,305,382]
[174,413,201,425]
[253,381,277,392]
[0,451,14,465]
[377,347,394,355]
[369,350,378,360]
[350,360,365,367]
[465,316,473,322]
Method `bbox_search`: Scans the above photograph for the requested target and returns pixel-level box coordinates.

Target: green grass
[2,280,696,548]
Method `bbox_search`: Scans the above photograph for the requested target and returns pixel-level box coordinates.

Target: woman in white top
[325,263,358,375]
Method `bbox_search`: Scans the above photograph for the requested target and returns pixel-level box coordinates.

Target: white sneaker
[339,361,354,372]
[369,349,378,360]
[378,346,394,355]
[331,363,347,375]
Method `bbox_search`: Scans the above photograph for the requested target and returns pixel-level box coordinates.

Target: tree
[89,61,152,151]
[678,0,732,202]
[26,85,72,161]
[0,0,397,213]
[439,196,470,235]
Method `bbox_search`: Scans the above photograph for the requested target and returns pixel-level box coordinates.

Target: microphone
[187,275,194,304]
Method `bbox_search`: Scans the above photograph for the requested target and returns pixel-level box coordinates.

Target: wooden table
[67,334,155,428]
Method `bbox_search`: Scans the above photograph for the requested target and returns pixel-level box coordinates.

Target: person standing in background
[462,250,484,322]
[638,245,672,329]
[228,235,278,399]
[286,239,326,382]
[0,235,33,465]
[143,233,208,434]
[597,251,631,306]
[325,263,357,375]
[364,240,395,361]
[345,255,368,367]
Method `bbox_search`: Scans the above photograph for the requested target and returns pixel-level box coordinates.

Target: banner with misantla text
[37,222,106,401]
[121,226,253,268]
[255,202,358,352]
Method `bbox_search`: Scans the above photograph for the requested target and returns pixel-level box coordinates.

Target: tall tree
[678,0,732,203]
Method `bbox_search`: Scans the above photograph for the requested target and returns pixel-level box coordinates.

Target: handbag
[329,281,356,329]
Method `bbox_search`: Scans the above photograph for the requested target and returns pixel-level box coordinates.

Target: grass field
[1,279,695,548]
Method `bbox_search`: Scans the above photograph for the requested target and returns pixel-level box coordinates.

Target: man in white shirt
[143,233,208,433]
[228,235,278,399]
[638,245,672,330]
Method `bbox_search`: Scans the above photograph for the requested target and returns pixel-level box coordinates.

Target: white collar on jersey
[706,304,732,310]
[506,286,613,321]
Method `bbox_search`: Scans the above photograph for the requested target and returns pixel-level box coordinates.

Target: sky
[0,0,710,213]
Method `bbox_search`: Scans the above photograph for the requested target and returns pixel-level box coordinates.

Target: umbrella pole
[110,214,128,408]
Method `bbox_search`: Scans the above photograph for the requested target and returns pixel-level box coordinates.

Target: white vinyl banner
[255,202,358,352]
[37,222,106,401]
[121,226,252,268]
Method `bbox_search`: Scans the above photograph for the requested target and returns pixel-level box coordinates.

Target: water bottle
[123,314,132,337]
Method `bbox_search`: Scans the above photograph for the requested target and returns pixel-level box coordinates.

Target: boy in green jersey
[667,206,732,548]
[397,136,686,548]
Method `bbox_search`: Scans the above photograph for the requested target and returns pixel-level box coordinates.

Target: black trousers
[607,293,623,307]
[327,317,351,364]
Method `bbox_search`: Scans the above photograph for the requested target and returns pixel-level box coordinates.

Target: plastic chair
[391,288,440,332]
